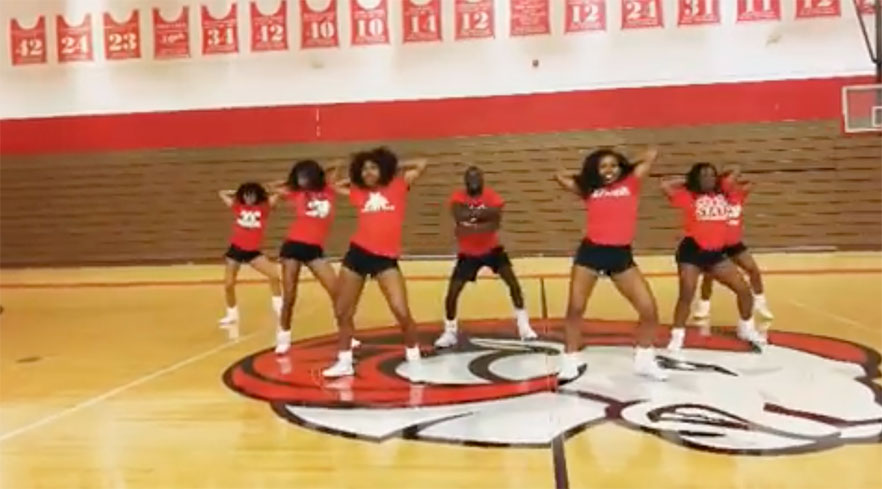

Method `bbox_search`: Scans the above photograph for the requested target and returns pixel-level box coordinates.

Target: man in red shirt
[434,167,537,348]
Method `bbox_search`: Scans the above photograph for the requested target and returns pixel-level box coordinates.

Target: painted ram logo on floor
[223,319,882,455]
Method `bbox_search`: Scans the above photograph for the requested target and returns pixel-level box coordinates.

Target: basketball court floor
[1,252,880,489]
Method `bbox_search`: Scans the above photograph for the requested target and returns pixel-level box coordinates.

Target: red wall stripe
[0,75,868,156]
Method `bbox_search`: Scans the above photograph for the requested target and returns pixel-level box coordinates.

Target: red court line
[1,267,879,290]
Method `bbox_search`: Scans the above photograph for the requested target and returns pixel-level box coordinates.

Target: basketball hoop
[842,84,882,133]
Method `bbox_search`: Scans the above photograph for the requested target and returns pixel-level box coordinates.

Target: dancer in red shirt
[554,148,667,381]
[661,163,765,353]
[217,182,282,326]
[693,168,773,320]
[322,147,428,379]
[271,160,357,354]
[434,166,537,349]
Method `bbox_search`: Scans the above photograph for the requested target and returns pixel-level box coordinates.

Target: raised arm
[554,170,580,195]
[401,158,428,186]
[325,164,340,186]
[719,165,744,194]
[331,176,351,197]
[631,147,659,179]
[660,176,686,198]
[218,189,236,207]
[721,165,742,181]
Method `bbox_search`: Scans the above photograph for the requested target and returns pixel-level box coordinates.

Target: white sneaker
[322,359,354,377]
[667,328,686,352]
[515,309,538,340]
[518,323,538,341]
[634,348,669,381]
[557,353,583,381]
[403,346,424,382]
[402,358,425,383]
[323,350,354,378]
[754,299,774,320]
[692,300,711,319]
[434,329,458,348]
[696,319,712,337]
[218,307,239,327]
[738,322,767,347]
[274,330,291,355]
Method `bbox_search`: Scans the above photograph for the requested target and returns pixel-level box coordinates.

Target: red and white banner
[56,14,94,63]
[796,0,840,18]
[103,11,140,60]
[736,0,781,21]
[201,4,239,55]
[351,0,389,46]
[510,0,549,37]
[301,0,338,48]
[455,0,494,40]
[678,0,720,25]
[622,0,663,29]
[565,0,606,33]
[857,0,874,15]
[402,0,441,43]
[153,7,190,59]
[251,1,288,51]
[9,17,47,66]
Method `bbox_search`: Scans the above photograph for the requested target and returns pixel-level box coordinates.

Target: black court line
[540,277,549,320]
[551,434,570,489]
[542,276,568,488]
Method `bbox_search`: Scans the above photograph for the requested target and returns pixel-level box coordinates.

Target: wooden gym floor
[1,252,881,489]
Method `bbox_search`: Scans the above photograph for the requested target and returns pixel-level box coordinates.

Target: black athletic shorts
[342,243,399,278]
[225,244,262,263]
[574,240,636,276]
[452,246,512,282]
[676,237,726,271]
[722,242,748,258]
[279,240,324,263]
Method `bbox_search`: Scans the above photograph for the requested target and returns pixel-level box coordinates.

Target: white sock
[634,346,654,362]
[226,306,239,317]
[276,329,291,341]
[563,352,580,364]
[405,346,421,362]
[443,318,458,332]
[738,316,756,331]
[271,295,283,309]
[671,327,685,339]
[754,293,766,304]
[514,308,529,325]
[697,299,710,308]
[338,350,353,363]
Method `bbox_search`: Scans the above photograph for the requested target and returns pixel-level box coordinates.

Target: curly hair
[685,162,720,194]
[349,146,398,188]
[234,182,269,204]
[286,159,326,191]
[576,149,633,197]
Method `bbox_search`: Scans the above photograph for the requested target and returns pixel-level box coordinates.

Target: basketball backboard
[842,84,882,133]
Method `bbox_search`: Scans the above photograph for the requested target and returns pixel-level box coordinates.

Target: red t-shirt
[285,187,335,246]
[584,174,641,246]
[349,177,408,258]
[668,187,729,250]
[230,202,270,251]
[450,187,504,256]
